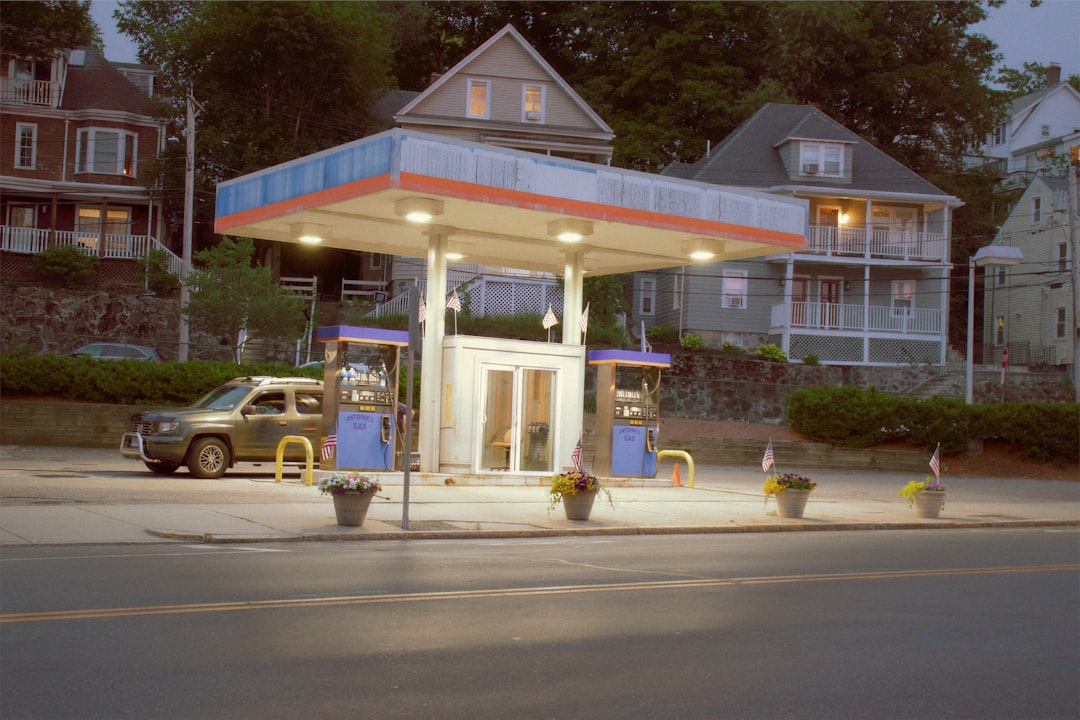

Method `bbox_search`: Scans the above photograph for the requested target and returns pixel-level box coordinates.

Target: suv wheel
[187,437,230,479]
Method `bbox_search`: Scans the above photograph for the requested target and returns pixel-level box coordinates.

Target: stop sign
[1001,347,1009,368]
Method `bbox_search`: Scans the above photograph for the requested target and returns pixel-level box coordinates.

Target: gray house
[656,103,963,366]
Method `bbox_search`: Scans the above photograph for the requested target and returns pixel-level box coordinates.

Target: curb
[147,518,1080,544]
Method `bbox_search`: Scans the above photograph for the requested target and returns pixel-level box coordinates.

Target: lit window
[522,84,544,122]
[76,128,138,176]
[722,269,748,309]
[15,123,36,169]
[640,276,655,316]
[467,79,490,119]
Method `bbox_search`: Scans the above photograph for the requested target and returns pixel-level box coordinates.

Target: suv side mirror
[240,405,255,417]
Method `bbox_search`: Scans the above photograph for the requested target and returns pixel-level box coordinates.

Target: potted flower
[763,472,817,518]
[319,472,383,526]
[898,477,947,518]
[548,469,611,521]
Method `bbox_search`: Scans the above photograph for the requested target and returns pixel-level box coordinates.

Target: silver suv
[121,376,324,478]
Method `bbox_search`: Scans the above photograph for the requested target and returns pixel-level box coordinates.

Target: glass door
[478,365,557,473]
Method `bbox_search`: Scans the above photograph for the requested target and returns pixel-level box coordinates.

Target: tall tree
[115,0,395,182]
[0,0,99,60]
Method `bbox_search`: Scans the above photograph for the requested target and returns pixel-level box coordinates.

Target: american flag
[929,444,940,479]
[761,440,774,473]
[571,437,583,471]
[417,295,427,324]
[579,303,590,334]
[446,290,461,312]
[542,304,559,330]
[320,433,337,462]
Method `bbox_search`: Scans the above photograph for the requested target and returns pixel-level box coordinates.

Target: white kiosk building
[215,129,806,481]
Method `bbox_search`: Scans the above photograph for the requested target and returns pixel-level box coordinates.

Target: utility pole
[1069,145,1079,403]
[178,86,203,362]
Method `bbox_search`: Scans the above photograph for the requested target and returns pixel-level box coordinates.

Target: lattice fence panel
[869,338,941,365]
[789,334,864,363]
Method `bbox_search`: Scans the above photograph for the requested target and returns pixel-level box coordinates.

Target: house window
[76,128,137,176]
[467,79,490,119]
[1041,123,1051,137]
[9,206,35,228]
[1054,307,1067,340]
[892,280,914,313]
[722,270,748,309]
[992,124,1007,145]
[76,206,131,250]
[673,268,683,310]
[522,84,545,123]
[996,266,1007,286]
[799,143,843,177]
[1032,196,1042,224]
[369,253,383,270]
[1058,242,1069,272]
[15,123,36,168]
[995,315,1005,346]
[639,276,655,316]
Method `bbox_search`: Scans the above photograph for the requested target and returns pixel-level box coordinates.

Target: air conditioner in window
[526,111,541,121]
[802,163,818,175]
[726,297,745,309]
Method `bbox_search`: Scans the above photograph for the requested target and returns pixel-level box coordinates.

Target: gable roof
[666,103,953,200]
[1007,81,1080,138]
[395,24,613,137]
[60,46,157,116]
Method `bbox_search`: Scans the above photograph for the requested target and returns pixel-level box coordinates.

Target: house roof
[394,24,613,139]
[665,103,954,200]
[60,46,157,115]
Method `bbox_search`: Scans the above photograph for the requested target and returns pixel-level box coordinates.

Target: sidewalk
[0,446,1077,546]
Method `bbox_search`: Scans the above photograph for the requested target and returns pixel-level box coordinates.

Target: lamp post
[966,245,1024,404]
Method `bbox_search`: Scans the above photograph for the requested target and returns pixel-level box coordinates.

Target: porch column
[863,265,871,363]
[418,229,449,473]
[864,199,872,258]
[561,249,585,345]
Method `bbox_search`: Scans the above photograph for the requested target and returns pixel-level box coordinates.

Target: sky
[91,0,1080,77]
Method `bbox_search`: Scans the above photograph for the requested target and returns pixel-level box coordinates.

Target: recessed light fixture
[682,238,723,261]
[395,197,444,224]
[547,218,593,243]
[445,251,464,261]
[292,222,328,244]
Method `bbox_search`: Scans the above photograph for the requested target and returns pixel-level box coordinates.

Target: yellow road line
[3,563,1076,624]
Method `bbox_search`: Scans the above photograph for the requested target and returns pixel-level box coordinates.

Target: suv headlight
[158,420,180,433]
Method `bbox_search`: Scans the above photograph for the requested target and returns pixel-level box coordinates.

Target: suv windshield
[193,384,256,410]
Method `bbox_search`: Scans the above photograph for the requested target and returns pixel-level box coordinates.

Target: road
[2,529,1077,719]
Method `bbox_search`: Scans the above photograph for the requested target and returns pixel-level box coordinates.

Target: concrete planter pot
[912,490,946,519]
[773,489,812,518]
[332,492,375,526]
[561,491,597,521]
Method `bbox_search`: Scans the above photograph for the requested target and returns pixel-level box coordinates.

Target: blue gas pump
[588,350,670,478]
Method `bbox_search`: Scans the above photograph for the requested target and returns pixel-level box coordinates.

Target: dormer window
[800,142,843,178]
[467,78,490,119]
[522,83,545,123]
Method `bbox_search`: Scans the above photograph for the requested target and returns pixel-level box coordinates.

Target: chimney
[1047,62,1061,87]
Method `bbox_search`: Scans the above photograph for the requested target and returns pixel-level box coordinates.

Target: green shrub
[645,325,679,344]
[680,334,707,350]
[136,248,181,295]
[786,385,899,448]
[717,342,748,359]
[32,245,99,288]
[801,353,820,366]
[754,342,787,363]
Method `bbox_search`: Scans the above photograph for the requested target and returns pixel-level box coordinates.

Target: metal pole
[402,285,419,531]
[1068,146,1079,403]
[178,86,196,362]
[965,257,976,404]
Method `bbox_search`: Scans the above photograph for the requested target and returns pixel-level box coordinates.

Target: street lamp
[966,245,1024,404]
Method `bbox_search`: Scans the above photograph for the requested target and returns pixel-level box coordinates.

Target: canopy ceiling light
[547,218,593,243]
[445,251,465,261]
[681,238,724,261]
[292,222,329,244]
[395,197,444,224]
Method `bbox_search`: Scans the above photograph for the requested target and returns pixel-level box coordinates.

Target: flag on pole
[571,436,584,471]
[929,444,941,479]
[761,440,774,473]
[320,431,337,462]
[417,295,427,324]
[446,290,461,312]
[542,304,559,330]
[579,303,590,335]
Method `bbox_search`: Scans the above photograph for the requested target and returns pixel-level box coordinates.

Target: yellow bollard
[275,435,314,486]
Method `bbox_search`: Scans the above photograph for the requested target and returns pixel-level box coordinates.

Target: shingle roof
[666,103,950,198]
[60,46,157,115]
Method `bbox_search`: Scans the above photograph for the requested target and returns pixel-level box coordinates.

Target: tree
[182,237,307,361]
[0,0,99,61]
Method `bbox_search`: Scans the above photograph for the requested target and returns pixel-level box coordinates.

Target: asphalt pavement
[0,445,1077,546]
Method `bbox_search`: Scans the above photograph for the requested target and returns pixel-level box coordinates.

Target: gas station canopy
[216,129,806,275]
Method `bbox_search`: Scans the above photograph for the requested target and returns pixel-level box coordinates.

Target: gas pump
[589,349,670,477]
[317,326,409,471]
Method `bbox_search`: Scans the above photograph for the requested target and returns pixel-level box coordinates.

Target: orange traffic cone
[673,462,682,487]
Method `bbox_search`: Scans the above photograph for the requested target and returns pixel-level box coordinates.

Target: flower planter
[912,490,946,519]
[332,492,374,527]
[773,489,812,518]
[561,491,597,521]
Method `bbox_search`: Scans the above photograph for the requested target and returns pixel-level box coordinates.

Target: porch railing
[773,301,942,334]
[0,78,58,107]
[805,225,946,262]
[1,225,182,276]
